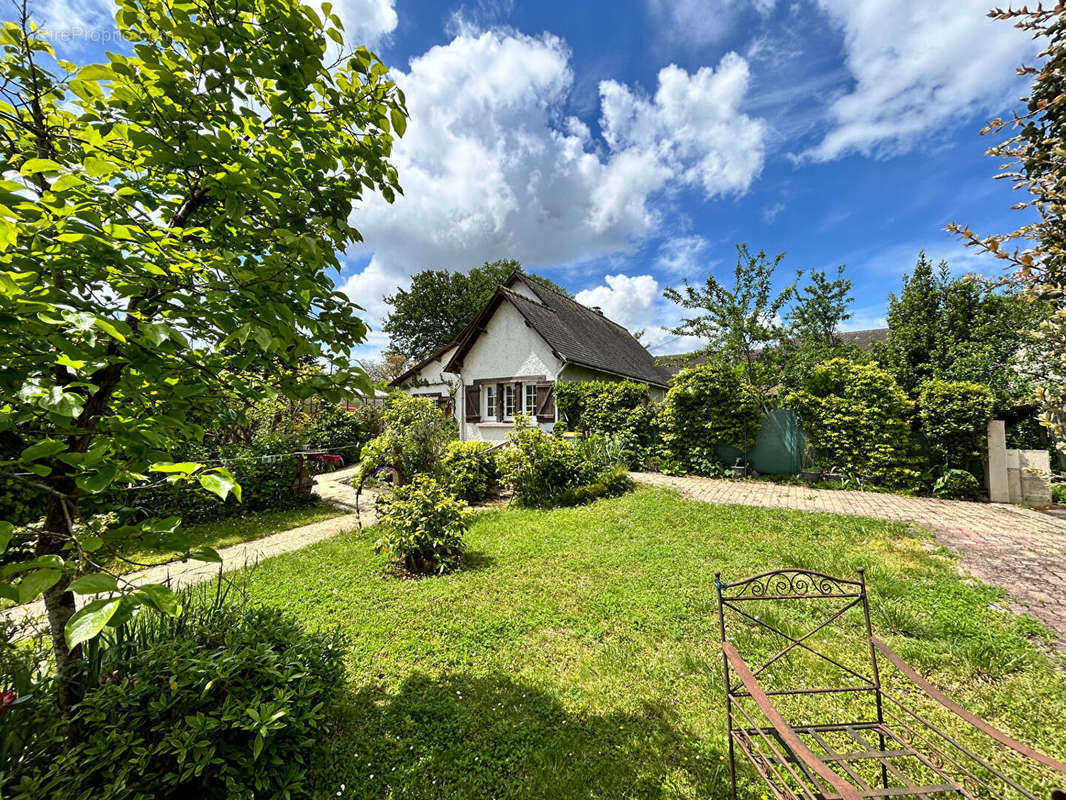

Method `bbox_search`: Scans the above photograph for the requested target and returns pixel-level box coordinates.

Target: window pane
[486,386,496,417]
[525,384,537,413]
[504,385,515,417]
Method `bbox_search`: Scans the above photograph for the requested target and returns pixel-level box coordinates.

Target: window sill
[476,421,514,427]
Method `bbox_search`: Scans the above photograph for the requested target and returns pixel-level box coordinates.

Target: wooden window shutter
[464,385,481,421]
[496,382,505,421]
[535,382,555,422]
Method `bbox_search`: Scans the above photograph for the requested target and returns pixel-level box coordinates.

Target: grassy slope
[109,503,346,573]
[239,486,1066,800]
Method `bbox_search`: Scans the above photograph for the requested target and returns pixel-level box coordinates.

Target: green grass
[109,502,346,573]
[238,486,1066,799]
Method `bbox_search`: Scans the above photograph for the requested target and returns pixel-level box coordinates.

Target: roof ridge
[515,273,633,333]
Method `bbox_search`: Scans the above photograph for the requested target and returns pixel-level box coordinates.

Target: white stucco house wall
[390,272,670,442]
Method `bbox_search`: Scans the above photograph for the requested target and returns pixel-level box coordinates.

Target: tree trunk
[39,492,82,724]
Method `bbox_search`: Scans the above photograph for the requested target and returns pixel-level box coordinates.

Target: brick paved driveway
[633,472,1066,643]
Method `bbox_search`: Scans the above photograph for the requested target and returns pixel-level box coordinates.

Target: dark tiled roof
[655,328,889,377]
[446,273,672,388]
[388,342,457,387]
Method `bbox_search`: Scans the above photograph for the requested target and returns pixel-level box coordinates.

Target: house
[390,272,671,441]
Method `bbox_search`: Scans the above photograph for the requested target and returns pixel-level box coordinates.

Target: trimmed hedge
[788,358,914,484]
[554,380,659,469]
[657,361,762,476]
[917,379,994,470]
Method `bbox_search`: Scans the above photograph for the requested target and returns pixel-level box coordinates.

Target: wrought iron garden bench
[715,568,1066,800]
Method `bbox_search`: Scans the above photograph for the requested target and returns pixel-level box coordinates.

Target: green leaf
[39,387,84,418]
[150,461,202,475]
[20,158,63,175]
[198,468,241,502]
[20,439,66,462]
[93,318,126,342]
[65,598,121,648]
[0,583,17,603]
[391,107,407,137]
[18,568,62,604]
[253,732,265,760]
[189,546,222,563]
[0,521,12,554]
[141,322,170,346]
[68,573,118,594]
[75,464,117,493]
[78,64,114,81]
[137,583,181,617]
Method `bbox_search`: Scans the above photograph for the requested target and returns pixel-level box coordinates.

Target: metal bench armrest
[723,641,864,800]
[871,637,1066,774]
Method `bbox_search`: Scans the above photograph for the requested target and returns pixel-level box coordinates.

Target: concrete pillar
[986,420,1009,502]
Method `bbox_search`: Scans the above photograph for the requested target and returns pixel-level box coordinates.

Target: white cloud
[575,273,705,355]
[344,29,766,354]
[807,0,1037,161]
[329,0,397,48]
[654,235,711,279]
[599,55,765,198]
[645,0,739,46]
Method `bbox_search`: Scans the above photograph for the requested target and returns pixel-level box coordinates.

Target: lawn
[238,486,1066,799]
[107,502,346,573]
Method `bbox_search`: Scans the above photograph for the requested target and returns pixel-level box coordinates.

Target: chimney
[592,306,604,315]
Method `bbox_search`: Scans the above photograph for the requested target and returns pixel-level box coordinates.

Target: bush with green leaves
[554,381,661,469]
[917,380,995,469]
[657,361,763,476]
[1052,481,1066,504]
[373,476,470,574]
[3,597,347,800]
[557,466,635,507]
[440,440,498,503]
[357,394,456,487]
[933,469,983,501]
[302,404,384,453]
[788,358,913,483]
[498,416,588,507]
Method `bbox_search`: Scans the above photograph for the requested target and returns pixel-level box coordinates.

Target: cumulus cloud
[575,273,705,355]
[344,29,766,352]
[330,0,397,46]
[807,0,1037,161]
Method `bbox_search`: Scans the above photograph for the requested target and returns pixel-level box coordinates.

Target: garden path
[3,469,378,630]
[632,472,1066,645]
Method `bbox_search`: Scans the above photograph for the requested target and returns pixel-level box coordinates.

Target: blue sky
[35,0,1040,357]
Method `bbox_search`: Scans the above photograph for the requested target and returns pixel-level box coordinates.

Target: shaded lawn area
[107,502,346,573]
[239,486,1066,799]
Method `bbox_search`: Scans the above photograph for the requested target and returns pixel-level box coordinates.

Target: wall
[459,302,562,442]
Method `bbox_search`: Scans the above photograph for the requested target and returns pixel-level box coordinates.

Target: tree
[779,264,857,391]
[664,243,801,404]
[874,253,1039,411]
[0,0,405,717]
[875,253,949,395]
[383,260,570,361]
[949,6,1065,456]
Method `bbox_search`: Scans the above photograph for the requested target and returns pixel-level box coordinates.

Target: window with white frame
[504,384,515,418]
[525,383,537,415]
[485,385,496,419]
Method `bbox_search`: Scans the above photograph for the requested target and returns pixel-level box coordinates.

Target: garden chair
[714,568,1066,800]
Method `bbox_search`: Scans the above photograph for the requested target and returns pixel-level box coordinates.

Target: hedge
[917,379,994,470]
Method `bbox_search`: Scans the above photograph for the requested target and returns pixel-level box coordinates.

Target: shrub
[357,394,456,487]
[374,476,470,574]
[657,361,762,476]
[933,469,983,500]
[302,404,384,453]
[917,380,995,469]
[441,440,498,503]
[498,416,587,507]
[1052,482,1066,504]
[555,381,660,469]
[4,598,347,800]
[558,466,635,507]
[788,359,913,483]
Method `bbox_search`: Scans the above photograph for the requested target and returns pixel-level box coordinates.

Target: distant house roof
[656,327,889,377]
[444,273,672,388]
[389,342,457,387]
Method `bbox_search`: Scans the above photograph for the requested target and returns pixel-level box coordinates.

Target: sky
[32,0,1041,359]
